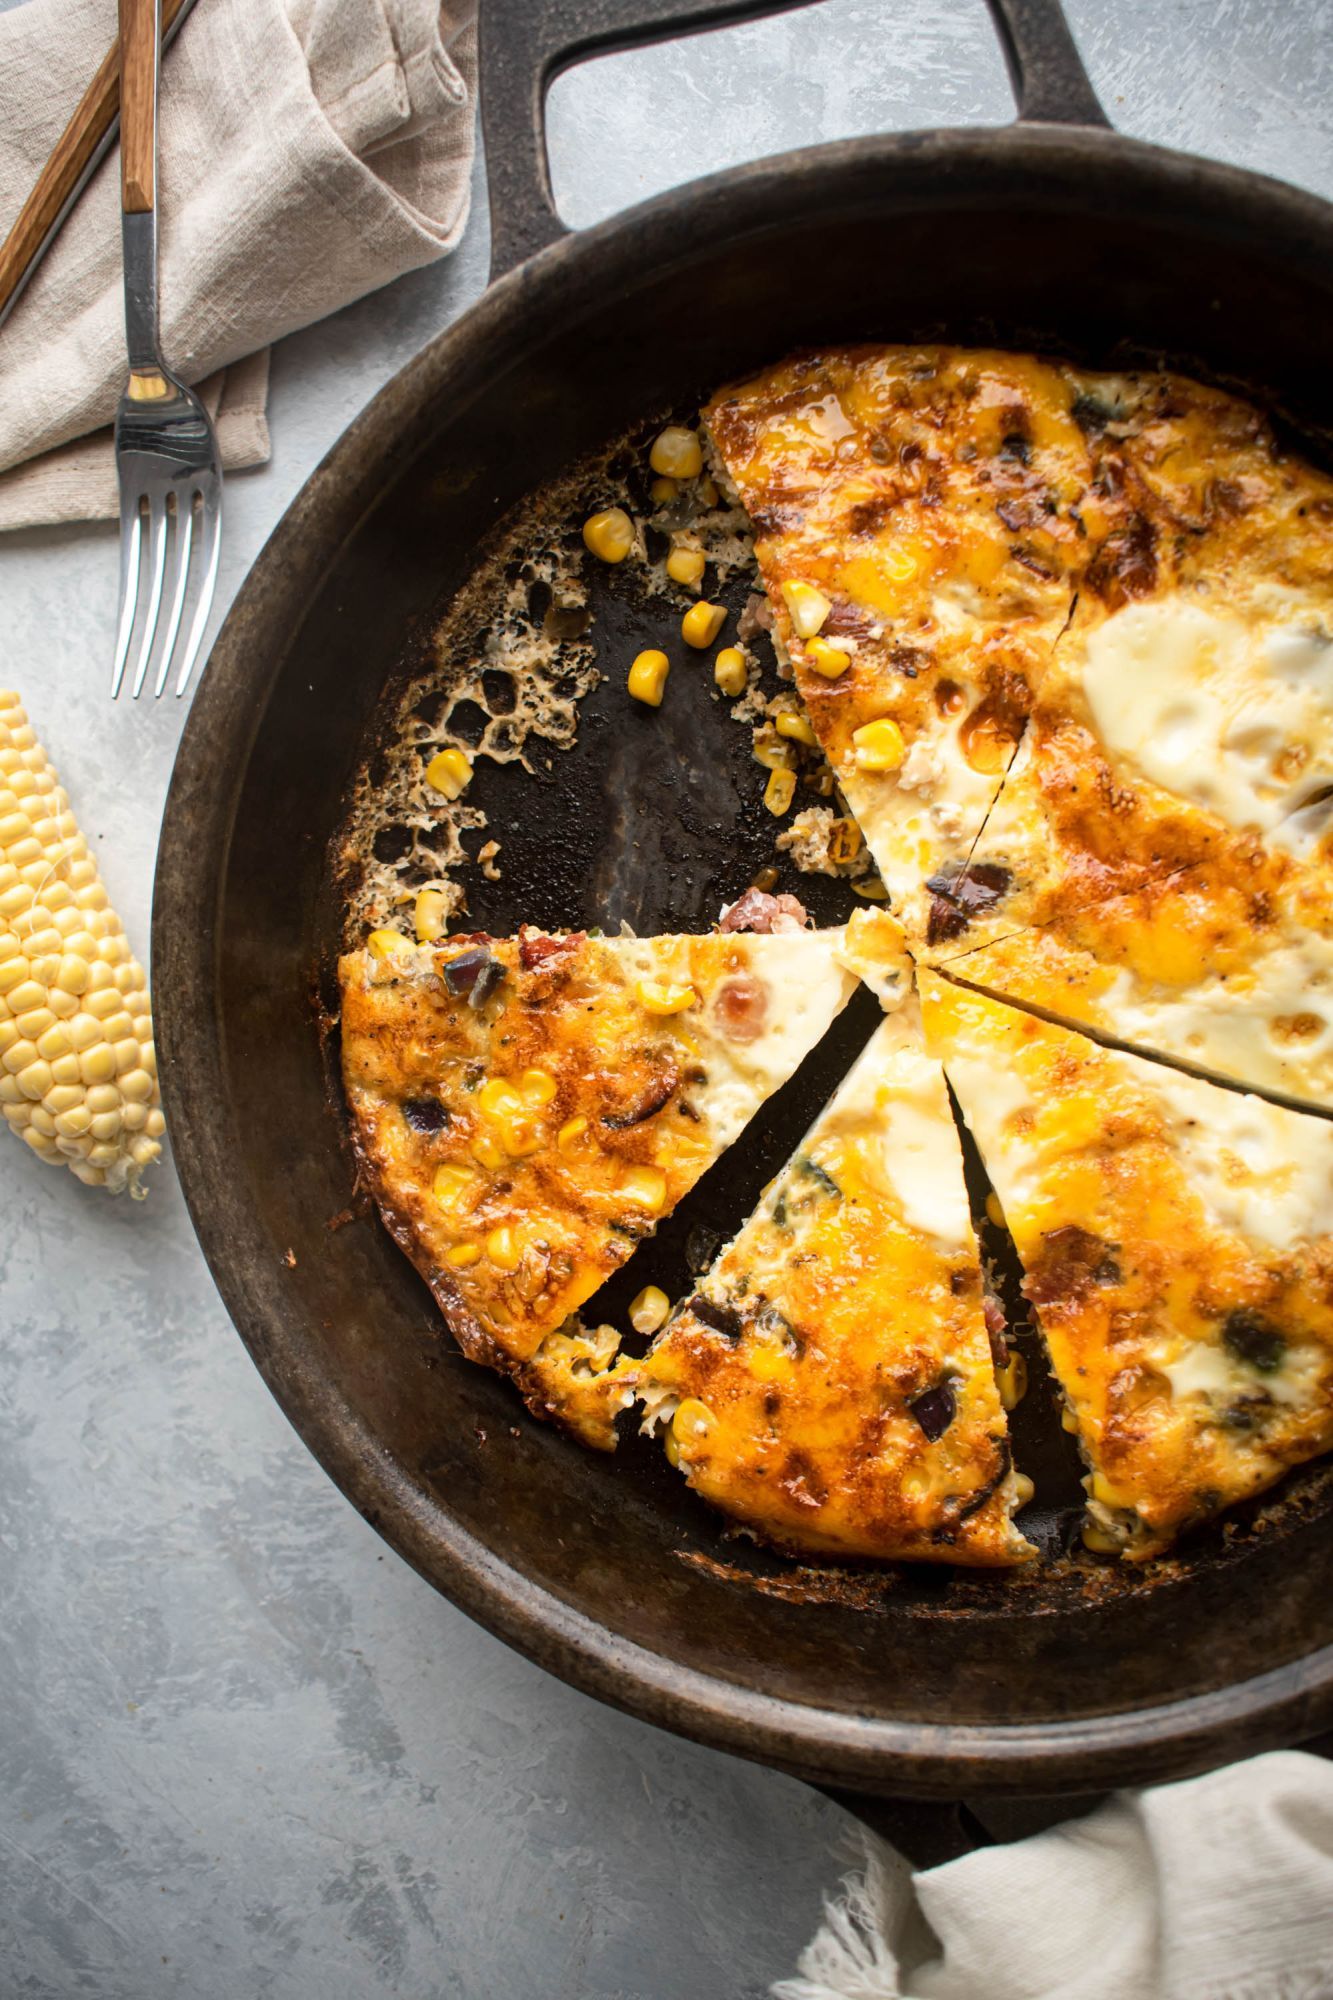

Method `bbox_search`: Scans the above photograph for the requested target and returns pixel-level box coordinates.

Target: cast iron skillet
[155,0,1333,1806]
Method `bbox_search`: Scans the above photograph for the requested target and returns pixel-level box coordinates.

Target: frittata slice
[625,948,1036,1565]
[339,925,858,1446]
[922,974,1333,1560]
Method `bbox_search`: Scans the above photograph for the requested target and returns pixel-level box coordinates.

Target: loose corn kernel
[804,636,851,680]
[630,1285,671,1335]
[781,580,831,638]
[1082,1523,1123,1555]
[649,426,703,479]
[519,1067,557,1106]
[764,767,797,816]
[557,1115,589,1151]
[997,1350,1028,1412]
[649,476,679,504]
[424,747,473,800]
[582,506,635,563]
[486,1225,522,1271]
[635,979,695,1016]
[1012,1471,1036,1507]
[1061,1404,1081,1433]
[414,887,450,943]
[0,694,162,1193]
[852,876,888,900]
[713,647,747,697]
[774,709,818,747]
[628,649,670,707]
[681,601,727,650]
[446,1243,481,1269]
[471,1133,506,1170]
[697,476,720,508]
[665,546,706,589]
[367,927,412,961]
[852,718,907,771]
[985,1191,1005,1228]
[432,1164,476,1208]
[620,1165,667,1212]
[752,734,794,772]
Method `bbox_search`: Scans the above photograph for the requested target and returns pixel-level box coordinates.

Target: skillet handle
[479,0,1109,283]
[479,1,816,282]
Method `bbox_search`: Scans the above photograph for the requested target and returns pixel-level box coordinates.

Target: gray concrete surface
[1,3,1330,1995]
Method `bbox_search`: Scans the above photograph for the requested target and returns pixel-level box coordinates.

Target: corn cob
[0,692,164,1193]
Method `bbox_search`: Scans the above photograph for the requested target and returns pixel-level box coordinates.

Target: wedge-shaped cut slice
[626,934,1036,1565]
[922,974,1333,1559]
[703,346,1096,936]
[925,370,1333,959]
[339,925,858,1447]
[941,863,1333,1113]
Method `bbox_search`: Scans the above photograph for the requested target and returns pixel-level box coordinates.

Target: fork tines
[111,381,221,700]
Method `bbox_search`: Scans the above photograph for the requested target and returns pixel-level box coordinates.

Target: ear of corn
[0,692,163,1194]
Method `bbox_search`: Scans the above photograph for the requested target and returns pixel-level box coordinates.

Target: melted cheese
[1144,1068,1333,1251]
[1081,597,1333,843]
[826,1013,973,1247]
[1157,1338,1313,1409]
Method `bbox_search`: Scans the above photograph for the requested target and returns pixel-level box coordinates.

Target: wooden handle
[0,0,186,319]
[119,0,161,213]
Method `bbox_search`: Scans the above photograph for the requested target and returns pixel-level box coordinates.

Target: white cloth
[0,0,477,530]
[778,1752,1333,2000]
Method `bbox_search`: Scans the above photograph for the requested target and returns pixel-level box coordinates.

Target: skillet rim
[154,118,1333,1797]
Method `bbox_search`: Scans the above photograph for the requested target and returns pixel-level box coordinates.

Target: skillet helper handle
[480,0,814,281]
[118,0,162,373]
[479,0,1108,283]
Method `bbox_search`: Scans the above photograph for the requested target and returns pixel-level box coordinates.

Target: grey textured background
[1,3,1331,1995]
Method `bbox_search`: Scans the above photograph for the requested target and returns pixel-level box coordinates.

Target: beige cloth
[0,0,477,531]
[779,1752,1333,2000]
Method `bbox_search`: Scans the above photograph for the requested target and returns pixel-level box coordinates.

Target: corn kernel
[367,927,412,961]
[681,601,727,650]
[775,709,817,747]
[446,1243,481,1269]
[781,580,831,638]
[17,1059,53,1101]
[635,979,695,1016]
[1061,1404,1081,1433]
[582,506,635,563]
[985,1190,1005,1228]
[1012,1471,1036,1508]
[620,1165,667,1213]
[804,636,851,680]
[628,650,670,707]
[414,887,450,943]
[713,648,747,697]
[852,718,907,771]
[478,1077,523,1119]
[752,735,794,772]
[629,1285,671,1335]
[852,877,888,900]
[672,1397,712,1440]
[486,1225,522,1271]
[79,1044,117,1086]
[471,1133,505,1171]
[424,747,472,800]
[697,476,720,508]
[500,1114,543,1159]
[764,767,797,816]
[557,1115,589,1151]
[1081,1523,1123,1556]
[665,546,706,588]
[519,1067,557,1106]
[997,1350,1028,1412]
[649,426,703,479]
[433,1164,476,1209]
[649,476,678,504]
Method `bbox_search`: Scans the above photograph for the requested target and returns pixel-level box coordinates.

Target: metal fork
[110,0,221,700]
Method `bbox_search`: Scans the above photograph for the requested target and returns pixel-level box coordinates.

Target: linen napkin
[0,0,477,532]
[779,1751,1333,2000]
